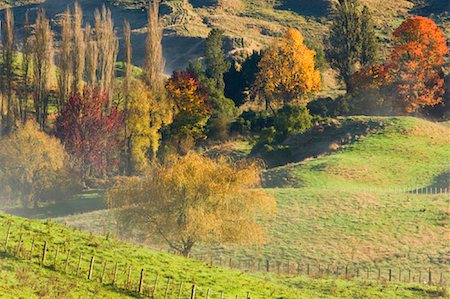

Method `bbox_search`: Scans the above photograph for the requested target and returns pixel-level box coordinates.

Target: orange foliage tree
[165,70,211,151]
[255,28,321,111]
[387,17,448,113]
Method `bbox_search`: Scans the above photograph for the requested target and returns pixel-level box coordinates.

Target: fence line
[1,223,254,299]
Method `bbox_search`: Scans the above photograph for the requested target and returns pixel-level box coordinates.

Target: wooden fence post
[266,259,270,272]
[398,269,402,282]
[88,255,95,280]
[29,238,35,261]
[64,249,71,272]
[164,277,171,299]
[345,265,348,279]
[408,269,411,282]
[377,268,381,280]
[53,245,60,269]
[4,222,11,252]
[220,291,224,299]
[101,261,107,284]
[15,233,23,257]
[152,273,159,298]
[297,262,301,275]
[112,262,118,286]
[419,271,422,283]
[307,264,310,276]
[76,252,82,276]
[138,269,144,294]
[388,269,392,281]
[246,291,250,299]
[126,265,132,289]
[190,285,196,299]
[177,281,183,299]
[428,269,432,285]
[41,241,48,266]
[205,288,210,299]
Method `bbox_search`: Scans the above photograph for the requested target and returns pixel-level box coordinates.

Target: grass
[0,212,447,298]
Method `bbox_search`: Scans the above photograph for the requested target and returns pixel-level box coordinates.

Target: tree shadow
[275,0,332,18]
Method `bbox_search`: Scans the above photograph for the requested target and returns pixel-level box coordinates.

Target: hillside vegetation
[0,213,447,298]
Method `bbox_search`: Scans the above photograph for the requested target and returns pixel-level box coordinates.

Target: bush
[274,105,312,138]
[307,96,350,118]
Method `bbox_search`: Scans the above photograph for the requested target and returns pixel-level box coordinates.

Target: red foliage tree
[56,89,124,181]
[387,17,448,113]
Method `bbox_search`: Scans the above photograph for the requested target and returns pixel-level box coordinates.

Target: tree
[205,28,230,91]
[72,2,86,93]
[56,89,124,183]
[123,20,132,98]
[328,0,378,91]
[106,152,276,257]
[1,8,16,132]
[0,122,66,207]
[387,17,448,113]
[165,70,211,153]
[57,8,73,111]
[20,11,32,123]
[32,9,54,129]
[94,5,118,106]
[85,23,98,88]
[144,0,165,94]
[255,28,321,111]
[125,80,163,174]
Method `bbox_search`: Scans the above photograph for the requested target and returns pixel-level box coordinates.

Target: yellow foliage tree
[255,28,321,111]
[0,122,67,207]
[125,80,166,174]
[106,152,276,256]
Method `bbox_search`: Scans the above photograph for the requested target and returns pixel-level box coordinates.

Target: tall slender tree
[32,9,54,129]
[205,28,230,91]
[57,8,73,111]
[144,0,165,94]
[72,2,85,93]
[360,5,379,66]
[84,23,98,88]
[20,11,32,123]
[1,8,16,131]
[123,20,132,97]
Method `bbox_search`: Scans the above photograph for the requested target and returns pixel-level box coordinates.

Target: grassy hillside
[0,213,447,298]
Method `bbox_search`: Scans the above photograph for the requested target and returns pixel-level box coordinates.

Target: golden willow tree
[255,28,321,112]
[32,9,54,129]
[107,152,276,257]
[72,2,86,93]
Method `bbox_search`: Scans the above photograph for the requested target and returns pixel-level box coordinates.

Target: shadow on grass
[4,190,106,219]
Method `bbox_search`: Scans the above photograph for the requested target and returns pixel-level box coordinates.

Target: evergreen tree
[205,28,230,91]
[328,0,378,91]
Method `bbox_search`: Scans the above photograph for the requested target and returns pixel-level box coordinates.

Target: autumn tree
[94,5,118,105]
[56,89,124,183]
[32,9,54,129]
[85,23,98,87]
[1,8,16,132]
[328,0,378,91]
[144,0,165,94]
[57,8,73,111]
[20,11,32,123]
[123,20,132,98]
[0,122,67,207]
[255,28,321,111]
[106,152,276,257]
[72,2,86,93]
[387,17,448,113]
[165,70,211,153]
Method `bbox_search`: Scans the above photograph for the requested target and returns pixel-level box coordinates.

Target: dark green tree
[205,28,230,91]
[328,0,378,91]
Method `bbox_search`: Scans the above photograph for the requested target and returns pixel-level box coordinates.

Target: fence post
[440,272,443,285]
[164,277,171,299]
[53,245,60,269]
[152,273,159,298]
[29,238,35,261]
[220,291,224,299]
[266,259,269,272]
[377,268,381,280]
[112,262,118,286]
[101,261,107,284]
[138,269,144,294]
[205,288,210,299]
[15,233,23,257]
[246,291,250,299]
[388,269,392,281]
[428,269,432,285]
[190,285,196,299]
[4,222,11,252]
[126,265,132,289]
[419,271,422,283]
[345,265,348,279]
[41,241,48,266]
[76,252,83,276]
[88,256,95,280]
[398,269,402,282]
[356,267,359,278]
[297,262,301,275]
[177,281,183,299]
[64,249,71,272]
[408,269,411,282]
[307,264,310,276]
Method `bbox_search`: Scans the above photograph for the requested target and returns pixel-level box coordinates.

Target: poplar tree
[32,9,54,129]
[72,2,86,93]
[1,8,16,131]
[57,8,73,111]
[20,11,32,123]
[205,28,230,91]
[85,23,98,88]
